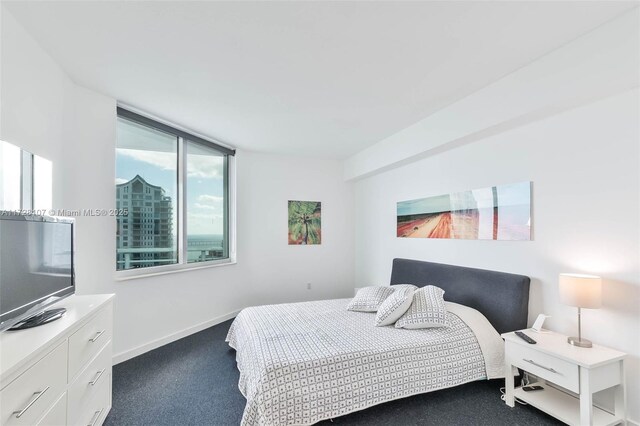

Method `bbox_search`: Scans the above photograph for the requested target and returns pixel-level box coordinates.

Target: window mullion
[177,136,187,264]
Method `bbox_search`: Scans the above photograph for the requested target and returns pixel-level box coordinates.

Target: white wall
[345,9,639,181]
[0,7,74,209]
[352,88,640,421]
[236,151,355,307]
[1,8,355,361]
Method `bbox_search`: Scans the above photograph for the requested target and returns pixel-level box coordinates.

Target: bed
[226,258,530,426]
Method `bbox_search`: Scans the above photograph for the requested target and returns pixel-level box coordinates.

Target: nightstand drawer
[506,341,579,393]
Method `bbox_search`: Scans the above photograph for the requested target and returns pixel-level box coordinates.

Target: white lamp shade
[559,273,602,308]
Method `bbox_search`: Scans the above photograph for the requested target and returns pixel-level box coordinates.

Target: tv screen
[0,215,75,331]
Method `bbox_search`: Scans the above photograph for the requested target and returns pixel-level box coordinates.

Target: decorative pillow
[391,284,418,292]
[375,284,417,326]
[395,285,449,329]
[347,286,395,312]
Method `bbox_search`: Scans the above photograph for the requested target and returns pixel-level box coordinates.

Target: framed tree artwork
[288,200,321,245]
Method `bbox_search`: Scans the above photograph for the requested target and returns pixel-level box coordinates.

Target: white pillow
[347,286,395,312]
[375,284,417,326]
[395,285,449,329]
[391,284,418,292]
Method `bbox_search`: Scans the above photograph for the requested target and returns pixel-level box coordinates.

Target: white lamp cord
[499,372,529,406]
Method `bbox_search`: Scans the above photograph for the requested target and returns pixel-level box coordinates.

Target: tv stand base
[8,308,67,330]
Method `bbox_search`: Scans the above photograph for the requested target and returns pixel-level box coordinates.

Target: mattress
[226,298,505,426]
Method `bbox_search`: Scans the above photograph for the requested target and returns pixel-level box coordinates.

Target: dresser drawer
[36,392,67,426]
[75,372,111,426]
[68,342,112,424]
[0,342,68,426]
[507,341,579,393]
[69,306,112,381]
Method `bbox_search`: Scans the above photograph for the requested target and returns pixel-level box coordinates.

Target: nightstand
[502,330,626,426]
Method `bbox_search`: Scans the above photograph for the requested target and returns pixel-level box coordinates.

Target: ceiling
[3,1,636,159]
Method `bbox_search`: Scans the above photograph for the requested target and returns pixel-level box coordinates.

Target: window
[115,107,235,274]
[0,140,53,211]
[186,140,229,262]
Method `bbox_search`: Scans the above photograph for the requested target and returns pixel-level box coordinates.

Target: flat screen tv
[0,213,75,331]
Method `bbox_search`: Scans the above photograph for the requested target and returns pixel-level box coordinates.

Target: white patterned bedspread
[226,299,504,426]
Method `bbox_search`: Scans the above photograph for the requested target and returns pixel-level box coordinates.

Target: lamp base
[567,336,592,348]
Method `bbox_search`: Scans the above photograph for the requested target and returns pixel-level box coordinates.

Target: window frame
[115,106,236,280]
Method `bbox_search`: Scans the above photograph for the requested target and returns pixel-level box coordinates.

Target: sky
[397,181,531,216]
[116,118,225,237]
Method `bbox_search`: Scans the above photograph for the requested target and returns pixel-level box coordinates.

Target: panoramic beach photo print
[397,182,531,241]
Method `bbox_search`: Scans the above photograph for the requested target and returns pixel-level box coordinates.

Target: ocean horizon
[187,234,224,242]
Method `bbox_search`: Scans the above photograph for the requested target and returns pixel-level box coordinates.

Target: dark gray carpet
[104,319,562,426]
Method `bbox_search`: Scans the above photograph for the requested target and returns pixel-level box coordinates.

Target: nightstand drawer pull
[12,386,50,418]
[524,358,560,374]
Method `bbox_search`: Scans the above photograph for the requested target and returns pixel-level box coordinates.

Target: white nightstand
[502,330,626,426]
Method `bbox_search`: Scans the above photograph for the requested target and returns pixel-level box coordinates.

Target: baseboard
[112,309,241,365]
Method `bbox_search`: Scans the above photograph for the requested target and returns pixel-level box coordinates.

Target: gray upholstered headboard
[390,258,530,334]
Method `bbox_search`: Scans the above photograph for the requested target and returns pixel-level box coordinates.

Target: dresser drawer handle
[524,358,560,374]
[12,386,50,418]
[89,330,105,342]
[87,408,104,426]
[89,369,106,386]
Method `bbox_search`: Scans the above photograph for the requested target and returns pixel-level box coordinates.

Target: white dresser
[0,294,115,426]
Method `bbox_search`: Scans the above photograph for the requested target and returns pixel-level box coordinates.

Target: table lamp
[559,273,602,348]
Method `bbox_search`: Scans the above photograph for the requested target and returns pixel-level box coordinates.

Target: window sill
[114,258,237,281]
